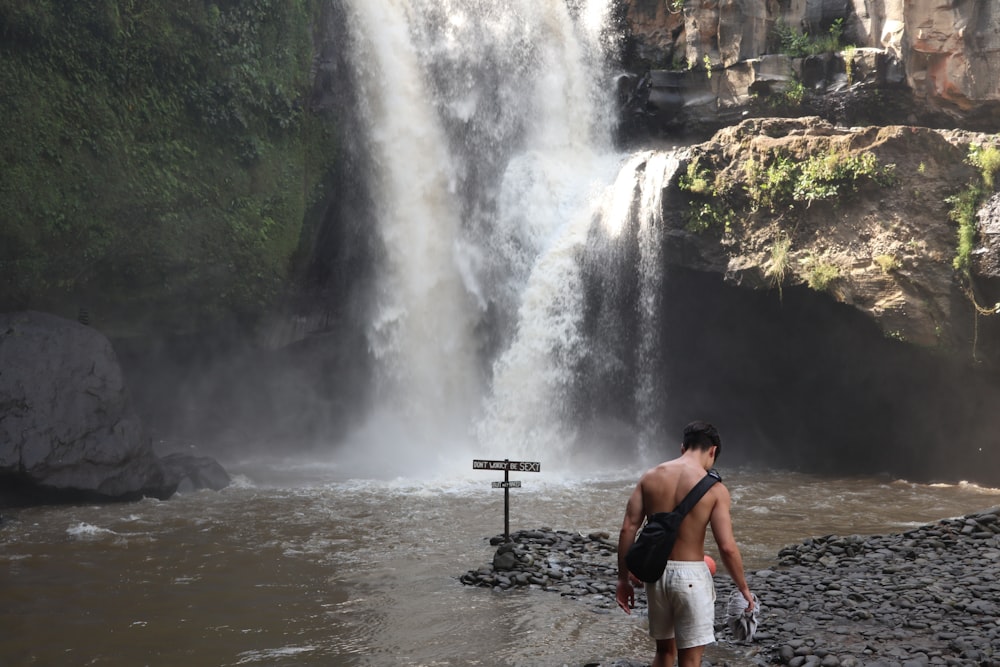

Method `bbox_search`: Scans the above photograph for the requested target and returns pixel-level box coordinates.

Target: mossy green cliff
[0,0,334,335]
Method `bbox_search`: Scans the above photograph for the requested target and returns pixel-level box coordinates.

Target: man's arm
[615,481,645,614]
[709,484,754,611]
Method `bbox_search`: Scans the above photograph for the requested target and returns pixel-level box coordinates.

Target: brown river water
[2,461,998,667]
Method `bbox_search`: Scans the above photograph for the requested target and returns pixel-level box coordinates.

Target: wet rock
[716,509,1000,666]
[461,528,620,595]
[0,311,167,504]
[158,452,231,493]
[492,545,519,571]
[0,311,230,505]
[461,506,1000,667]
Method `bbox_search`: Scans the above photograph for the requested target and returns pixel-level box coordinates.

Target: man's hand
[616,579,635,614]
[742,588,755,613]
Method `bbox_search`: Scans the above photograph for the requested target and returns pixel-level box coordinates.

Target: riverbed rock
[0,311,228,505]
[461,508,1000,667]
[158,452,231,494]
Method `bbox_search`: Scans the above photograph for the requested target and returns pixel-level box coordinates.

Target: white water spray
[480,151,682,463]
[476,151,624,459]
[342,0,485,465]
[634,152,681,458]
[340,0,680,475]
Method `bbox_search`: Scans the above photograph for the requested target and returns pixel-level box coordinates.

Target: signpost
[473,459,540,541]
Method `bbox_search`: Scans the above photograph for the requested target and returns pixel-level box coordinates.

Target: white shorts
[646,560,716,649]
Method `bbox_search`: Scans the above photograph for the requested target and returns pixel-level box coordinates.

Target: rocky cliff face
[620,0,1000,132]
[893,0,1000,120]
[653,116,1000,367]
[615,1,1000,370]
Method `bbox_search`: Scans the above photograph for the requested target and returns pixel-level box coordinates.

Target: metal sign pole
[504,460,510,541]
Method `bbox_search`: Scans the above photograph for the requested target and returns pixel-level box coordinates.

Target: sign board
[472,459,541,473]
[473,458,539,541]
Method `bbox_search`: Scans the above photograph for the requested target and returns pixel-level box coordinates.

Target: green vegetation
[679,159,713,195]
[683,202,735,234]
[805,257,841,292]
[968,143,1000,189]
[781,80,806,107]
[794,150,895,205]
[874,254,899,274]
[765,231,792,298]
[745,149,895,212]
[679,145,895,238]
[678,158,734,233]
[948,184,983,275]
[949,142,1000,275]
[843,44,856,85]
[744,154,797,212]
[759,79,805,111]
[772,18,846,58]
[0,0,334,332]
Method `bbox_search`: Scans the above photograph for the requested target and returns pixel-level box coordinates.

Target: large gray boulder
[0,311,224,504]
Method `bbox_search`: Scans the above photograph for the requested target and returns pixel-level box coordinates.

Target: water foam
[66,522,117,539]
[336,1,686,476]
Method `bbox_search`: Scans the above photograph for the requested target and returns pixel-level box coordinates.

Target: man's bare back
[638,459,719,562]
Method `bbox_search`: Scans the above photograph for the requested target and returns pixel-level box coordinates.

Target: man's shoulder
[706,470,726,495]
[641,459,680,479]
[706,478,731,502]
[642,461,691,490]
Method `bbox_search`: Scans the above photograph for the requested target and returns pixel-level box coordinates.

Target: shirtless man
[616,421,754,667]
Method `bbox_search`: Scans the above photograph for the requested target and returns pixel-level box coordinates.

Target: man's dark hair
[683,421,721,459]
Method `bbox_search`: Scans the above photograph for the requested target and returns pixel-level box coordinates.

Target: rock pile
[460,508,1000,667]
[459,528,620,600]
[736,508,1000,667]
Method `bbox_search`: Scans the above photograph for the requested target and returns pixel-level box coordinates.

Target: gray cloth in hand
[725,590,760,642]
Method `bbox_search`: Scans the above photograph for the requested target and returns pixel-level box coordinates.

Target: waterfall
[479,151,682,463]
[340,0,489,465]
[338,0,679,473]
[632,152,680,459]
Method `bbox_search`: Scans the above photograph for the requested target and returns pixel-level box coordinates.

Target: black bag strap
[671,469,722,517]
